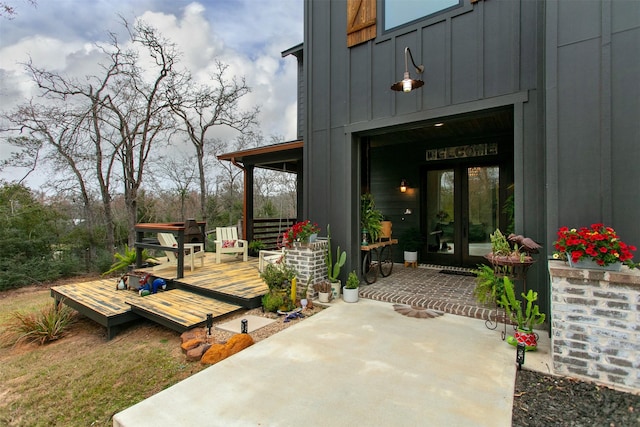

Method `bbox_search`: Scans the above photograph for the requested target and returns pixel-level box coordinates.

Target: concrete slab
[215,315,276,333]
[113,299,517,427]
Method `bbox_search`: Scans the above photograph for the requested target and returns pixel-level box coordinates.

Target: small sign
[426,143,498,161]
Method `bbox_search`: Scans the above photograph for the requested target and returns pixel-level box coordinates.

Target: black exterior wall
[302,0,640,319]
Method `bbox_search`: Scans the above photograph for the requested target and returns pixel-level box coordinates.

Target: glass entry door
[424,165,500,266]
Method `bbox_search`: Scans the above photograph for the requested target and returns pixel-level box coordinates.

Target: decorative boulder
[180,329,202,343]
[186,343,211,361]
[181,338,205,352]
[200,334,254,365]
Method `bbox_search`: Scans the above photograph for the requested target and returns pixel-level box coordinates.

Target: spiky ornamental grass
[1,301,76,346]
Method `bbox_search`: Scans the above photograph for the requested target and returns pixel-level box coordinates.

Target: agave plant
[102,246,154,275]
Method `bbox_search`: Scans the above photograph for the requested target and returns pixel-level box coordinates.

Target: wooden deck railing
[251,217,296,249]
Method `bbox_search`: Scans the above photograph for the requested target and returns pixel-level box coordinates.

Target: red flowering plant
[282,220,320,248]
[553,223,637,268]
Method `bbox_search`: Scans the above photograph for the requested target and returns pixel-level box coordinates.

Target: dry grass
[0,283,321,426]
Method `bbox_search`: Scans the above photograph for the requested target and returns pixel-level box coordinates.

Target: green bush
[0,301,76,346]
[0,257,72,291]
[260,263,296,292]
[262,291,285,312]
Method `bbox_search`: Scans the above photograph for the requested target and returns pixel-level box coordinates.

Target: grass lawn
[0,285,208,426]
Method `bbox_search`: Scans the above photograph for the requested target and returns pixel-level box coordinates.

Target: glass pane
[385,0,461,30]
[467,166,499,257]
[426,169,455,254]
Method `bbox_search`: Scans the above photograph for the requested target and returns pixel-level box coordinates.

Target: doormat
[438,270,476,277]
[215,315,276,334]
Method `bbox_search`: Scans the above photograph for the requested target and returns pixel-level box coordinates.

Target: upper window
[384,0,462,31]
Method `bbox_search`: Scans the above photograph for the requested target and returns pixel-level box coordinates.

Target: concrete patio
[114,288,551,427]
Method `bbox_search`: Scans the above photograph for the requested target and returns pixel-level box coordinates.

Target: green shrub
[1,301,76,346]
[262,291,285,312]
[248,240,265,256]
[260,262,296,292]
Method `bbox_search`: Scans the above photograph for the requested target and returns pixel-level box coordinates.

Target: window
[384,0,462,31]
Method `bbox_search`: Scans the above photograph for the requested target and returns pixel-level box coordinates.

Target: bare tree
[168,61,259,221]
[152,152,198,220]
[102,19,182,245]
[2,18,186,248]
[1,102,102,258]
[1,0,36,19]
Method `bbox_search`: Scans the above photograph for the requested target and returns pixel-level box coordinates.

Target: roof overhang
[217,139,303,173]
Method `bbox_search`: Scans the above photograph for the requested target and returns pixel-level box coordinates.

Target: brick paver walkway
[359,264,505,322]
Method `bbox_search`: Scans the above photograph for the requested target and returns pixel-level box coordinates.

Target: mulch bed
[512,369,639,426]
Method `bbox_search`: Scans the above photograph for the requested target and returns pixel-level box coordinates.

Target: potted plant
[499,277,545,351]
[282,220,321,248]
[360,193,384,244]
[552,223,637,270]
[400,227,423,265]
[342,270,360,303]
[485,229,535,265]
[102,246,157,276]
[325,224,346,298]
[314,281,332,303]
[472,264,505,305]
[248,239,265,257]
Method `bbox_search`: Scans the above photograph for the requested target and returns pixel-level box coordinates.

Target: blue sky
[0,0,303,188]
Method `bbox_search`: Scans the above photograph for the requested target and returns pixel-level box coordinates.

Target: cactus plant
[325,224,346,283]
[500,277,546,331]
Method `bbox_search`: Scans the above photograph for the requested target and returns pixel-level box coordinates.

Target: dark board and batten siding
[304,1,640,319]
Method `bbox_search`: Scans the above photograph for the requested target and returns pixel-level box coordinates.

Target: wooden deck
[173,257,268,308]
[125,290,242,334]
[51,279,141,340]
[51,255,268,339]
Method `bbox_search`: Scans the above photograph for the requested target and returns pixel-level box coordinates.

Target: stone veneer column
[548,260,640,392]
[284,240,329,299]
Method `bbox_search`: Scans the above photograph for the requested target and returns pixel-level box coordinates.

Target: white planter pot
[342,287,359,303]
[404,251,418,263]
[318,292,330,303]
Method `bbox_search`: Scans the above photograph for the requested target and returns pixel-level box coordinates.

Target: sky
[0,0,303,190]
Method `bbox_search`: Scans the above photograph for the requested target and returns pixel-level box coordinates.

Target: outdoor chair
[154,232,205,272]
[258,248,286,272]
[214,226,248,263]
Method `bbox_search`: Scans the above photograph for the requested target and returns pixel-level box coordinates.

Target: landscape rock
[186,343,211,361]
[181,338,204,352]
[201,334,254,365]
[180,329,203,343]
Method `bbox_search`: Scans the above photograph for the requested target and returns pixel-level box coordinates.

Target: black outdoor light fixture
[391,47,425,93]
[516,342,526,370]
[206,313,213,336]
[400,179,408,193]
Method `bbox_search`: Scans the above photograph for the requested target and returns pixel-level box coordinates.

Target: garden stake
[516,342,525,370]
[206,313,213,336]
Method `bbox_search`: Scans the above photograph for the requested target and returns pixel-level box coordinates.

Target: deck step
[126,289,243,333]
[51,279,142,340]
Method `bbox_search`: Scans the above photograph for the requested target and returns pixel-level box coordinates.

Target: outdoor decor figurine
[138,276,167,297]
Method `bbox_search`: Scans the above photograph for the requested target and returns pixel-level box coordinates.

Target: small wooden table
[360,239,398,284]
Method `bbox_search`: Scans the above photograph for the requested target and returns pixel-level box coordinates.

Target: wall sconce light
[400,179,408,193]
[391,47,425,93]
